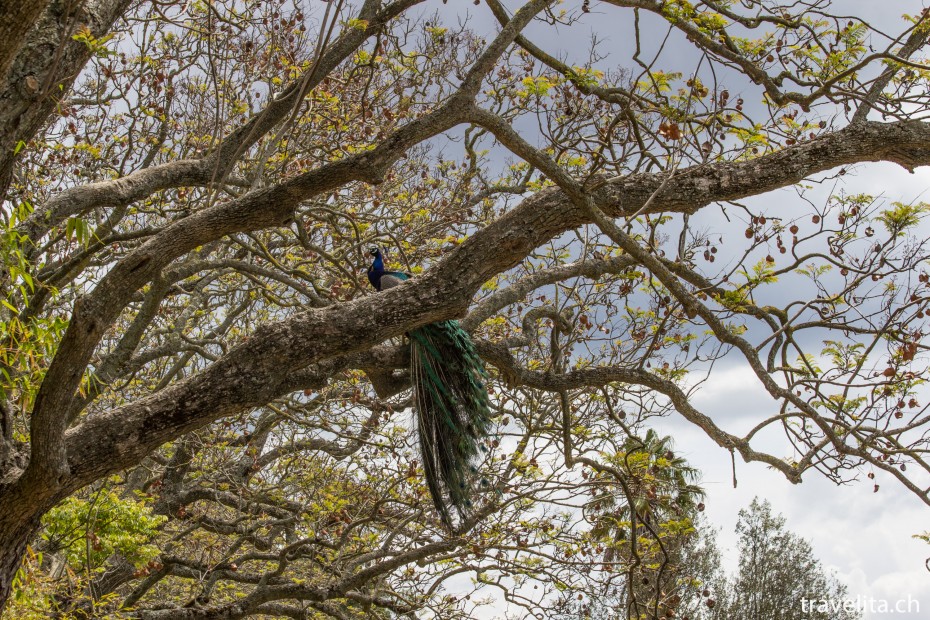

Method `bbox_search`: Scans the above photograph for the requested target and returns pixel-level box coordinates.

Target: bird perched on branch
[367,246,492,528]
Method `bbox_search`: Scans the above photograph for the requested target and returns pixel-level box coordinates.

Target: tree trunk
[0,0,51,83]
[0,0,134,203]
[0,497,44,614]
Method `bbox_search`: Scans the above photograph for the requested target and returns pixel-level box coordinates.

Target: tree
[713,498,861,620]
[2,0,930,614]
[587,429,707,619]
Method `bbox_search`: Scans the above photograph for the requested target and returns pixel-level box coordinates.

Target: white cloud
[652,367,930,620]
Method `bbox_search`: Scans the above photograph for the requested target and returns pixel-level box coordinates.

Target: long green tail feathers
[408,320,492,528]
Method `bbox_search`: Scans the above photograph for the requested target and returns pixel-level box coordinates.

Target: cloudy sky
[625,5,930,615]
[679,157,930,620]
[456,0,930,617]
[655,339,930,620]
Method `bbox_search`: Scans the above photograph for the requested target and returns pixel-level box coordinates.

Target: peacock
[367,246,492,528]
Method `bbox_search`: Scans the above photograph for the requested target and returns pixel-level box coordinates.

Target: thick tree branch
[30,0,554,492]
[50,118,930,501]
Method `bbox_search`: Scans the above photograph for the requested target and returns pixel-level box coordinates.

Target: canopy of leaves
[1,0,930,617]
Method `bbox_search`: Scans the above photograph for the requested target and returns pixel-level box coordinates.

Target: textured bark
[0,0,52,83]
[0,485,50,608]
[0,0,133,202]
[1,0,929,612]
[52,119,930,495]
[0,401,22,485]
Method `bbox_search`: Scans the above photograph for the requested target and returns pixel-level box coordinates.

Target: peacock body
[367,247,492,527]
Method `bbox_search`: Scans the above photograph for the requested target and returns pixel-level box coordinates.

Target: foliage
[41,490,165,572]
[1,0,930,616]
[711,498,862,620]
[5,549,58,620]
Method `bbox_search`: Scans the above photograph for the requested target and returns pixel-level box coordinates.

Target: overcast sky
[446,0,930,617]
[582,1,930,616]
[675,155,930,620]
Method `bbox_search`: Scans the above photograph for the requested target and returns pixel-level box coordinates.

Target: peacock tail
[408,319,492,528]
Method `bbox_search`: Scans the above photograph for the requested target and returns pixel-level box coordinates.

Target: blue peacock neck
[368,250,385,290]
[370,250,384,272]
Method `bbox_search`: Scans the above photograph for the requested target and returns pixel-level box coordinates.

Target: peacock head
[368,246,381,257]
